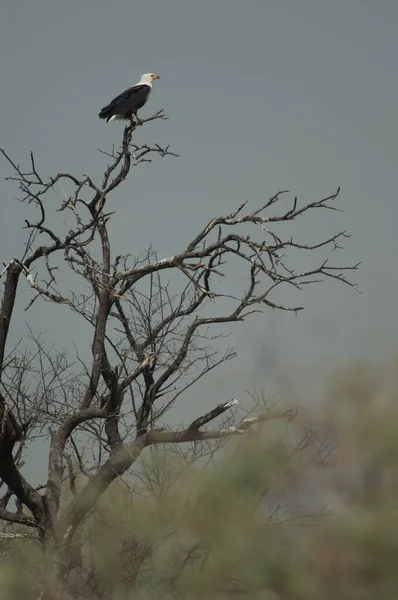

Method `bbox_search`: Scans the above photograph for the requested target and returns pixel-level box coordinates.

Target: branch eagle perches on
[0,110,359,562]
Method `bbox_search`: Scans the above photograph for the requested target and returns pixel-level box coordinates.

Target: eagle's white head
[139,73,160,86]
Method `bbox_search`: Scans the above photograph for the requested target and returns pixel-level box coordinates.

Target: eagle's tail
[98,107,124,123]
[98,107,111,121]
[107,115,119,123]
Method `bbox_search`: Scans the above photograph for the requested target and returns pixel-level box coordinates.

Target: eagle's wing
[99,84,150,119]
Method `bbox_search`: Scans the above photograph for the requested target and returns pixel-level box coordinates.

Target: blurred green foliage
[2,357,398,598]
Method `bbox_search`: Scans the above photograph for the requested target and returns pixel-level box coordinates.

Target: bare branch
[0,109,358,582]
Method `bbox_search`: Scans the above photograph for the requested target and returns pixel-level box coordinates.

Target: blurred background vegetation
[1,355,398,599]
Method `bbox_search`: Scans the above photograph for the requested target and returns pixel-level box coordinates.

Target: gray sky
[1,1,398,477]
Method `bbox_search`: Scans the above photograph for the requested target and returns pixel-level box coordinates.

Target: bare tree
[0,109,358,583]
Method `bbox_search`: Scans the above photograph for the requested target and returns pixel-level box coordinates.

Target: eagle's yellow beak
[151,74,159,80]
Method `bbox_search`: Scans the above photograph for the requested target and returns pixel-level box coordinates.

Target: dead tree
[0,110,358,576]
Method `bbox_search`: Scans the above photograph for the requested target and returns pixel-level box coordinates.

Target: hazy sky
[1,1,398,478]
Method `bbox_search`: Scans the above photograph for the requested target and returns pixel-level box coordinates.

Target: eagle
[98,73,159,124]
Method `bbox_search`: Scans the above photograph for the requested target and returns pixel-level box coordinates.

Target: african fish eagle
[98,73,159,123]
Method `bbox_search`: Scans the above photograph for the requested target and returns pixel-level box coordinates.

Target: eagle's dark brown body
[99,83,152,123]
